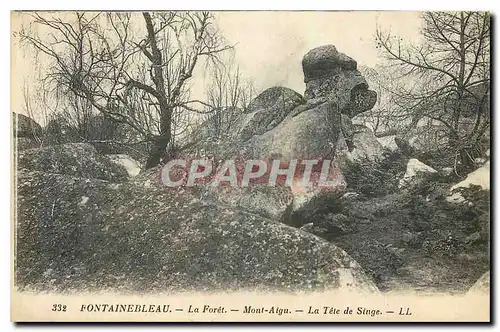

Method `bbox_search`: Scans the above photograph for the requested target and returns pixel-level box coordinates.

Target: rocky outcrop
[337,126,385,165]
[192,45,376,163]
[239,87,305,140]
[13,112,42,139]
[195,184,294,222]
[302,45,377,118]
[13,112,42,152]
[377,135,399,152]
[447,161,490,203]
[17,143,129,182]
[15,170,378,293]
[398,159,437,188]
[187,45,377,229]
[107,154,142,177]
[241,100,340,160]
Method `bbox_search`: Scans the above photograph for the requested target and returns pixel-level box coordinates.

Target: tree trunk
[145,135,170,169]
[145,107,172,169]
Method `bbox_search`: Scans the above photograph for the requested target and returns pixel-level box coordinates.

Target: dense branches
[375,11,490,170]
[19,11,233,168]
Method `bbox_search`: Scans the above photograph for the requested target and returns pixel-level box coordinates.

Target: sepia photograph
[10,10,491,322]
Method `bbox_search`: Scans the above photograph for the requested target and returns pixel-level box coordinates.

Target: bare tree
[201,54,255,138]
[376,11,490,170]
[19,11,232,168]
[357,65,410,137]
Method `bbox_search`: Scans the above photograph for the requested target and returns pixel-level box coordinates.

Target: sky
[11,11,423,122]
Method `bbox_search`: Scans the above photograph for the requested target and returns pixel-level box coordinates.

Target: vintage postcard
[11,10,491,322]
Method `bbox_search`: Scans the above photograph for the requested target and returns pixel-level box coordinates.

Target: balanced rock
[302,45,377,118]
[302,45,357,82]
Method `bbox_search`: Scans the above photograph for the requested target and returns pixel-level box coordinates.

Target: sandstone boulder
[447,161,490,203]
[242,101,341,160]
[376,135,399,152]
[187,46,377,230]
[17,143,129,182]
[107,154,142,177]
[15,170,378,293]
[238,87,305,140]
[450,161,491,192]
[195,184,294,222]
[12,112,42,139]
[339,127,385,164]
[302,45,357,82]
[398,159,438,189]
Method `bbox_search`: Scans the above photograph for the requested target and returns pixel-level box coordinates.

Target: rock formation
[239,86,305,140]
[447,161,490,203]
[398,159,438,189]
[13,112,42,139]
[13,112,42,151]
[182,45,378,226]
[17,143,129,182]
[302,45,377,118]
[15,170,378,293]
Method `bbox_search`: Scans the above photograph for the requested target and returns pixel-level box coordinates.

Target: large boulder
[187,46,376,230]
[15,170,378,293]
[194,184,294,222]
[337,126,385,166]
[190,87,306,159]
[376,135,399,152]
[451,161,490,192]
[12,112,42,139]
[194,106,243,141]
[245,86,304,114]
[302,45,377,118]
[302,45,357,82]
[17,143,129,182]
[398,159,437,188]
[242,101,341,160]
[106,154,142,177]
[447,161,490,203]
[12,113,42,153]
[238,87,305,140]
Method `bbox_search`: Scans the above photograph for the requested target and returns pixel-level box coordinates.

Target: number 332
[52,304,67,312]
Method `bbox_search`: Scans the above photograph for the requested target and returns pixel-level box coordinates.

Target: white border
[2,1,498,331]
